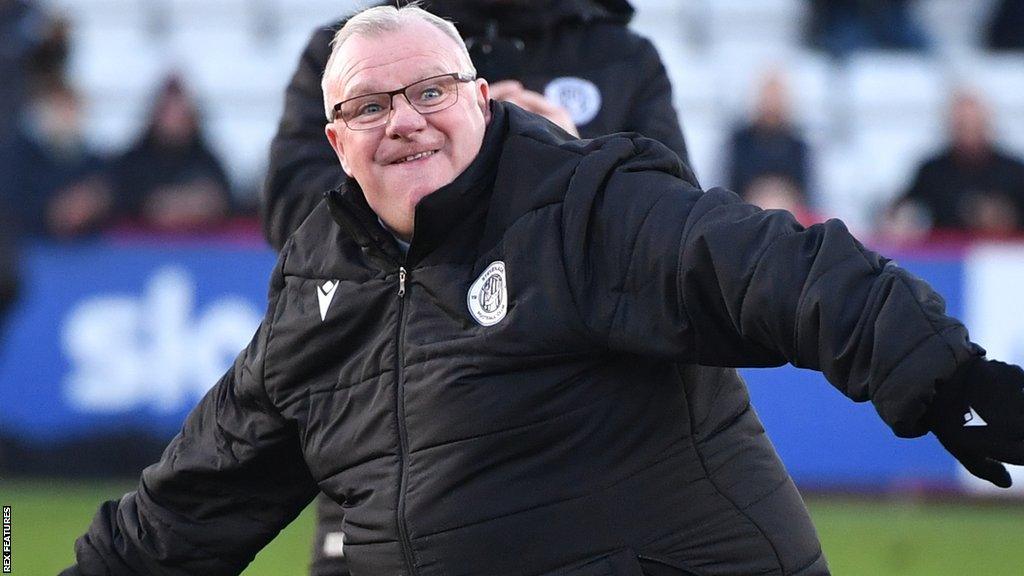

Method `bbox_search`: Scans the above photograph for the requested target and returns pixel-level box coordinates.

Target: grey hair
[321,3,476,120]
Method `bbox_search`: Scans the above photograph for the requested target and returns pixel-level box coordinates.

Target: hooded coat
[70,102,978,576]
[261,0,688,251]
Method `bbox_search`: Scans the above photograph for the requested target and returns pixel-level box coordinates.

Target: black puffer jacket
[71,103,978,576]
[261,0,688,251]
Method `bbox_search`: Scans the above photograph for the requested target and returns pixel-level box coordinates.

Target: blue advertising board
[0,242,275,443]
[2,240,1022,492]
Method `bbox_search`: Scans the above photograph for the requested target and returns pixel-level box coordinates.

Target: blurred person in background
[726,71,815,224]
[886,90,1024,240]
[806,0,930,59]
[0,80,113,239]
[987,0,1024,51]
[0,0,67,143]
[264,2,691,573]
[262,0,691,252]
[107,75,233,233]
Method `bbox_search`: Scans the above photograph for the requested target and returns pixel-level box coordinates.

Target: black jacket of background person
[900,146,1024,231]
[71,102,979,576]
[260,0,689,251]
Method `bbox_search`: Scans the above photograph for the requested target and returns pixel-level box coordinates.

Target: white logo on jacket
[318,280,339,321]
[544,77,602,126]
[468,261,508,326]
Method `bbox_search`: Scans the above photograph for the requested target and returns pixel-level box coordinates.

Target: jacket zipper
[394,266,417,575]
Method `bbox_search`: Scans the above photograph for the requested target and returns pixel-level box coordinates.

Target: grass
[4,479,1024,575]
[0,479,314,575]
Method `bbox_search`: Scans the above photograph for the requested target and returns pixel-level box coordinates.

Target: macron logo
[964,406,988,427]
[318,280,339,321]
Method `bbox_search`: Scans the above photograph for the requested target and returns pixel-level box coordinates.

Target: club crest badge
[467,261,508,326]
[544,77,602,127]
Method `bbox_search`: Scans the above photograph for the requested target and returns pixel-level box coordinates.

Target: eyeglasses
[331,72,477,130]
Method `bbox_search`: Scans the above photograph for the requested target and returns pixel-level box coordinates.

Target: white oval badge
[467,261,508,326]
[544,76,602,127]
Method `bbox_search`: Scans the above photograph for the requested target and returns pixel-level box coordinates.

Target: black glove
[926,357,1024,488]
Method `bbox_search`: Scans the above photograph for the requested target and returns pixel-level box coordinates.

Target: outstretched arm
[65,251,319,575]
[562,135,1024,485]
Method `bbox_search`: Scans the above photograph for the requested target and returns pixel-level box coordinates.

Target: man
[893,90,1024,236]
[0,80,112,239]
[261,0,689,251]
[67,6,1024,576]
[726,71,811,218]
[266,4,692,571]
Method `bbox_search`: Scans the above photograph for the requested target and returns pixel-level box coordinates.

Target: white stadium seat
[842,51,946,135]
[702,0,807,52]
[268,0,363,35]
[913,0,1001,53]
[43,0,151,30]
[43,0,1024,232]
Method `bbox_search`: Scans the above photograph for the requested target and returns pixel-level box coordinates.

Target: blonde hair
[321,4,476,120]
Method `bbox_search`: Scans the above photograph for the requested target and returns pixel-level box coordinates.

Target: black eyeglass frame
[331,72,477,129]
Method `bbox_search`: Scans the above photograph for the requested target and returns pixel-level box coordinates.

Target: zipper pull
[398,267,407,298]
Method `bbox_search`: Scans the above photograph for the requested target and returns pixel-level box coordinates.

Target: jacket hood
[421,0,634,38]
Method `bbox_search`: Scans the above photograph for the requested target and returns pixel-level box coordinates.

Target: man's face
[324,20,491,239]
[950,94,990,157]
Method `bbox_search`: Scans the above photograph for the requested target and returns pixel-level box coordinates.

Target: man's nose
[385,94,427,138]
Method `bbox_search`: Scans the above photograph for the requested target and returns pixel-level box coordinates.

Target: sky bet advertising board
[2,240,1023,494]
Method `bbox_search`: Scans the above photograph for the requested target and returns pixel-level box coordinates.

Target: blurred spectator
[261,0,691,251]
[0,80,112,239]
[108,75,233,233]
[887,91,1024,239]
[0,0,68,143]
[987,0,1024,50]
[807,0,930,58]
[727,71,813,221]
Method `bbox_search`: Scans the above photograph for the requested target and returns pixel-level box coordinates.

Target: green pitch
[4,479,1024,575]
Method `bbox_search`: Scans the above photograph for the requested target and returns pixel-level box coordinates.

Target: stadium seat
[812,143,863,229]
[849,125,943,225]
[164,0,255,31]
[702,0,807,52]
[43,0,152,30]
[67,26,167,97]
[842,51,946,132]
[268,0,362,36]
[204,114,281,201]
[629,0,698,50]
[913,0,1001,53]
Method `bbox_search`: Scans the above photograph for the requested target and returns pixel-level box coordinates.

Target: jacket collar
[326,100,509,267]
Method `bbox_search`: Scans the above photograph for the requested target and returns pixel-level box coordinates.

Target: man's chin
[400,177,456,206]
[403,185,442,211]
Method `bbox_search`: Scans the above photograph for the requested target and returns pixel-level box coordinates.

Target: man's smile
[389,149,439,165]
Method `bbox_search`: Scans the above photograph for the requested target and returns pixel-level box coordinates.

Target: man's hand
[927,357,1024,487]
[489,80,579,137]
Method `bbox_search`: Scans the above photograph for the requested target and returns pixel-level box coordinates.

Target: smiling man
[64,5,1024,576]
[321,15,490,242]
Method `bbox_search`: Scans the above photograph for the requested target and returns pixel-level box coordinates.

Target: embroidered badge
[544,77,602,127]
[467,261,508,326]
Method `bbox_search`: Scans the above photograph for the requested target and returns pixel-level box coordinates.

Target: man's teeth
[396,150,435,164]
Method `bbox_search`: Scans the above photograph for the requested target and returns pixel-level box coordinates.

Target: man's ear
[325,123,351,174]
[476,79,491,123]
